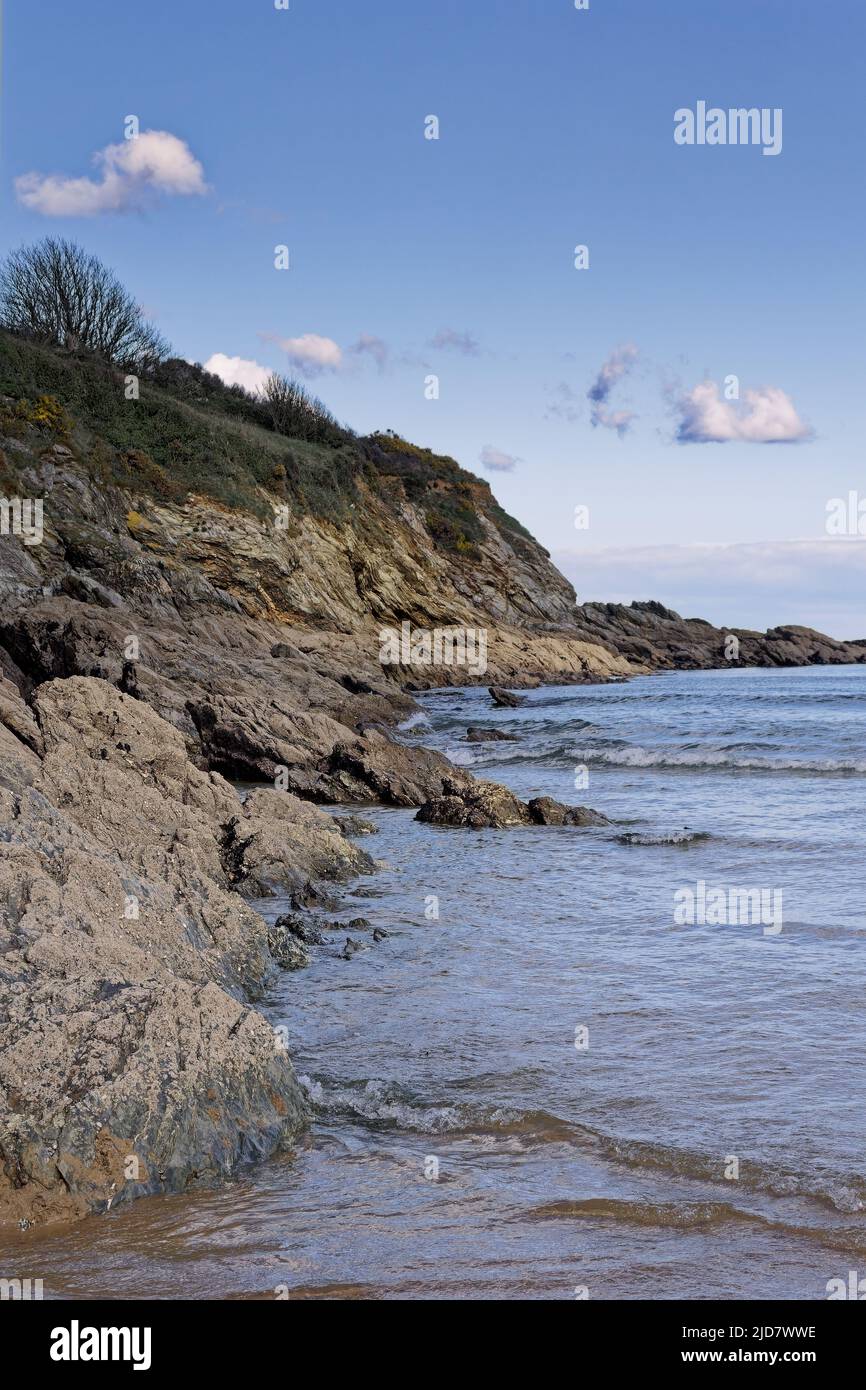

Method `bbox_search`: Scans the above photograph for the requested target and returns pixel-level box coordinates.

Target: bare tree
[261,371,341,443]
[0,238,170,370]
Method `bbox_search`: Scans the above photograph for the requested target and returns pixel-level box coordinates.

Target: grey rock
[416,778,608,830]
[527,796,610,827]
[465,727,519,743]
[488,686,525,707]
[267,919,312,970]
[0,678,325,1228]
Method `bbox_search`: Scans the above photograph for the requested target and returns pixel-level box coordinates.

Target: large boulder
[222,787,374,896]
[0,677,323,1228]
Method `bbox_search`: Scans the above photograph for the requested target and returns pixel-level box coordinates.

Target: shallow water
[4,666,866,1300]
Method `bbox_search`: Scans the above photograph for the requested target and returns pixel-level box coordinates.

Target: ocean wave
[526,1196,753,1229]
[447,740,866,774]
[297,1076,568,1138]
[397,711,432,731]
[298,1078,866,1215]
[441,736,609,768]
[595,1132,866,1215]
[522,1198,866,1254]
[616,830,711,846]
[571,746,866,774]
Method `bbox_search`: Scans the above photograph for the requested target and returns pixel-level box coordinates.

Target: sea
[4,664,865,1300]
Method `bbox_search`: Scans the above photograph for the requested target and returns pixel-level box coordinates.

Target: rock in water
[272,913,327,947]
[488,686,526,707]
[267,919,312,971]
[527,796,610,827]
[416,776,528,828]
[415,777,609,830]
[465,727,519,743]
[334,814,379,837]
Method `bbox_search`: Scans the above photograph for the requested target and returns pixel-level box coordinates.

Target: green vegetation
[0,331,361,521]
[260,371,344,447]
[370,432,530,554]
[0,239,544,560]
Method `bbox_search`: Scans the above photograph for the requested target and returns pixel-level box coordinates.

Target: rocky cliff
[571,599,865,672]
[1,331,862,1227]
[0,334,631,1226]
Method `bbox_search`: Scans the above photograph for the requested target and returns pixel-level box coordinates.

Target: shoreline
[0,655,855,1233]
[3,664,863,1302]
[2,653,863,1231]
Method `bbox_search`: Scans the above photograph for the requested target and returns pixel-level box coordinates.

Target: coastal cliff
[1,330,863,1227]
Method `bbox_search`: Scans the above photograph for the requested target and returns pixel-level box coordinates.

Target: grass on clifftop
[0,329,537,553]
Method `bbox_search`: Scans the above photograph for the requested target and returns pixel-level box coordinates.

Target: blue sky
[3,0,864,635]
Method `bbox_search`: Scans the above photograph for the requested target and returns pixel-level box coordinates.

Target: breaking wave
[616,830,711,846]
[298,1078,866,1216]
[571,745,866,774]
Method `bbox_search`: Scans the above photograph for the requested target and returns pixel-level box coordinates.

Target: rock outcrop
[415,777,610,830]
[0,677,370,1227]
[568,600,866,672]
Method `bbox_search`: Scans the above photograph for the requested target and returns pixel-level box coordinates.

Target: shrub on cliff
[261,371,344,446]
[0,237,170,371]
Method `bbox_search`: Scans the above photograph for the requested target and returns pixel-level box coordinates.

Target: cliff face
[1,334,863,1228]
[0,333,575,624]
[2,333,861,698]
[0,329,642,817]
[0,335,631,1227]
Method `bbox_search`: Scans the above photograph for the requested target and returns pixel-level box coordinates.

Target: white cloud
[675,380,812,444]
[480,445,519,472]
[264,332,343,377]
[588,343,639,434]
[554,538,866,639]
[203,353,271,395]
[15,130,208,216]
